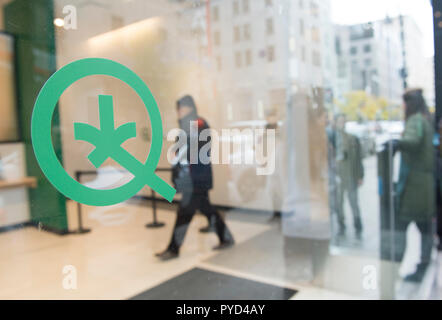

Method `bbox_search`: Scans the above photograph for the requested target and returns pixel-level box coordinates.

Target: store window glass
[0,0,439,301]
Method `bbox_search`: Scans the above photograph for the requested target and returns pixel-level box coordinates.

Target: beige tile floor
[0,202,272,299]
[0,201,369,300]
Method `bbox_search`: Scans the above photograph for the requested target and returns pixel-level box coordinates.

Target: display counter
[0,177,36,190]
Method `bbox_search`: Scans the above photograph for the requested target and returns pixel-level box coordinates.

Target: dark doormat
[130,268,297,300]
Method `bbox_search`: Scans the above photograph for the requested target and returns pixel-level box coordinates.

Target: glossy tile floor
[0,200,439,299]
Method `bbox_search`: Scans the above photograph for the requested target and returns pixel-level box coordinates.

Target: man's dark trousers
[167,190,233,253]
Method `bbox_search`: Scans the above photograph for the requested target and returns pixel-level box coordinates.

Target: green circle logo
[31,58,176,206]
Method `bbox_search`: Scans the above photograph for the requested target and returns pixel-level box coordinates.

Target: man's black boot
[155,249,179,261]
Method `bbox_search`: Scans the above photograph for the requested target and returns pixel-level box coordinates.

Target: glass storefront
[0,0,440,300]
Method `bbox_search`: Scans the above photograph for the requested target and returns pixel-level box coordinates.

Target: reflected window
[244,24,251,40]
[242,0,249,13]
[310,1,319,17]
[214,31,221,46]
[267,45,275,62]
[233,0,239,16]
[216,56,222,71]
[289,37,296,54]
[234,26,241,42]
[312,50,321,66]
[311,27,320,42]
[336,37,342,55]
[235,51,243,68]
[245,49,252,66]
[213,6,219,22]
[266,18,274,35]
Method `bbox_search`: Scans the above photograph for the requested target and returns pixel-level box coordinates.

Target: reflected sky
[331,0,434,56]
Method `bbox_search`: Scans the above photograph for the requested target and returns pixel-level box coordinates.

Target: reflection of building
[335,16,435,106]
[186,0,336,123]
[335,20,403,104]
[179,0,336,215]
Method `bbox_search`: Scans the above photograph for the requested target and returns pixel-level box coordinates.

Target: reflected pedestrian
[326,112,338,220]
[393,88,434,282]
[335,114,364,238]
[156,95,234,261]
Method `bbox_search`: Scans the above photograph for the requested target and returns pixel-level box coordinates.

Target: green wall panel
[4,0,68,232]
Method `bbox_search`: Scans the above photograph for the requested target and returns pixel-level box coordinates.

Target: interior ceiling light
[53,18,65,28]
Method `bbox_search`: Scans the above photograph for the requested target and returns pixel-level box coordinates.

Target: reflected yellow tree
[335,91,401,121]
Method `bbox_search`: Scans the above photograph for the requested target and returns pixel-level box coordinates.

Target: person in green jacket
[394,88,435,282]
[335,114,365,238]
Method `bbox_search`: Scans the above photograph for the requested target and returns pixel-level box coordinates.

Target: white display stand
[0,143,35,228]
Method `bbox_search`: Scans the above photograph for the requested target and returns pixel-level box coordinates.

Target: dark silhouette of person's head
[176,95,198,120]
[176,95,198,135]
[403,88,429,121]
[335,113,347,130]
